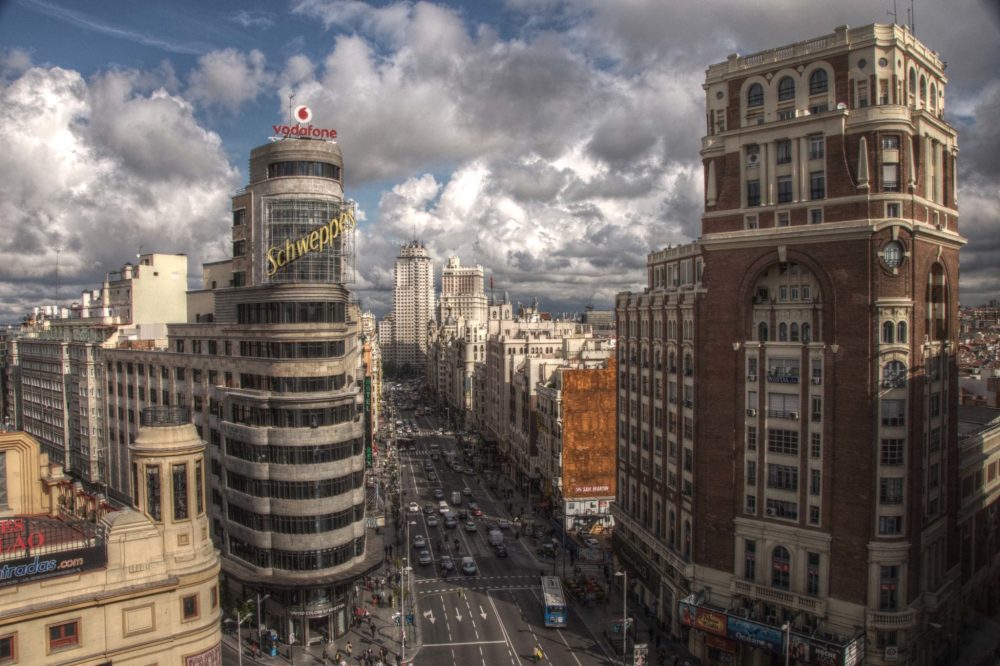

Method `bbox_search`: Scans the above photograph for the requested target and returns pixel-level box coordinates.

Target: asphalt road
[396,410,614,666]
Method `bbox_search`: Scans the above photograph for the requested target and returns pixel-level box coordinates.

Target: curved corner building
[104,133,378,647]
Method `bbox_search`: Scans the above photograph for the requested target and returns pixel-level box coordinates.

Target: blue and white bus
[541,576,568,627]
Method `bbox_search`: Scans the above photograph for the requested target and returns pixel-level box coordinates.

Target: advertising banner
[695,608,728,637]
[788,633,812,662]
[679,601,697,628]
[364,377,373,468]
[0,544,106,589]
[726,616,784,653]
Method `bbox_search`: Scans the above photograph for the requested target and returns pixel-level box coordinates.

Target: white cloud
[0,65,239,320]
[187,48,271,111]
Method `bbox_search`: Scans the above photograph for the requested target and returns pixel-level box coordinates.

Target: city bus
[540,576,568,627]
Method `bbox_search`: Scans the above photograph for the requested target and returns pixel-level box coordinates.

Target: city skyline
[0,0,998,322]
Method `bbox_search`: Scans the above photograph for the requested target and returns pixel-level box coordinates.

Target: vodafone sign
[273,105,337,140]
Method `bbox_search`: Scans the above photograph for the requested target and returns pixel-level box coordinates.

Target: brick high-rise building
[384,241,435,372]
[616,24,962,665]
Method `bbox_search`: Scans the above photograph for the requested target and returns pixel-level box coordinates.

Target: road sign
[634,643,648,666]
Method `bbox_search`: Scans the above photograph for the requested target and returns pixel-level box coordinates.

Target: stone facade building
[384,241,435,373]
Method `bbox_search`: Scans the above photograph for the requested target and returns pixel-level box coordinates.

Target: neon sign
[265,208,356,277]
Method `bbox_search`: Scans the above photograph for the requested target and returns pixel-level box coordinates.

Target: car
[423,460,434,470]
[423,503,435,515]
[461,557,477,575]
[444,515,458,529]
[498,519,510,530]
[431,452,440,460]
[439,555,455,572]
[433,488,445,499]
[471,507,483,517]
[412,534,427,549]
[583,537,600,549]
[462,487,473,496]
[427,472,439,483]
[464,521,477,532]
[457,510,469,520]
[418,549,433,565]
[407,502,420,513]
[426,515,439,527]
[494,544,508,558]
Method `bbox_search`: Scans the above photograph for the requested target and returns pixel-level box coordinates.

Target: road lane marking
[420,640,506,648]
[488,591,521,665]
[529,588,582,666]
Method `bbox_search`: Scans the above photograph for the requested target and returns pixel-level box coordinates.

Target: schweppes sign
[266,207,356,277]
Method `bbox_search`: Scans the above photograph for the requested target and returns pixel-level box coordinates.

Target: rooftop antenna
[887,0,898,25]
[288,93,294,127]
[911,0,915,34]
[137,244,144,260]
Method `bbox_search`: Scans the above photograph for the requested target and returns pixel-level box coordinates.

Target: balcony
[730,579,827,617]
[866,608,918,629]
[611,504,693,580]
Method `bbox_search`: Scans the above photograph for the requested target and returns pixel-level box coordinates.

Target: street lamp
[256,592,271,651]
[233,607,253,666]
[782,622,791,666]
[615,570,628,665]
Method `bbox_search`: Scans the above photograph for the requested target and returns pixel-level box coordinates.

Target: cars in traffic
[498,519,510,530]
[407,502,420,513]
[583,537,600,549]
[494,544,508,558]
[423,503,435,515]
[439,555,454,573]
[462,487,473,496]
[413,535,427,549]
[461,557,477,575]
[418,550,433,565]
[443,513,458,529]
[464,521,477,532]
[426,515,439,527]
[433,488,445,499]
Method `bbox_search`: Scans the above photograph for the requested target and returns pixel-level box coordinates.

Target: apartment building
[384,241,435,372]
[616,24,962,665]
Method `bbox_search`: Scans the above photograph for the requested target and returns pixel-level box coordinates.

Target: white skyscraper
[388,241,435,371]
[438,256,487,325]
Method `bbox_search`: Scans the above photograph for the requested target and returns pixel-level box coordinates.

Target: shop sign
[788,633,812,662]
[0,544,107,589]
[572,484,610,494]
[185,643,222,666]
[812,642,840,666]
[695,608,728,637]
[0,518,45,553]
[704,634,737,653]
[726,616,784,653]
[266,207,356,276]
[679,600,697,627]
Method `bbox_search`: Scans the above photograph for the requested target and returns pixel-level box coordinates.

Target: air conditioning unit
[811,377,822,385]
[748,374,757,382]
[789,411,800,420]
[746,408,757,417]
[766,507,776,517]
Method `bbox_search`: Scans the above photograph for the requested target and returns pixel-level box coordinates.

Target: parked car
[418,550,433,565]
[461,557,477,575]
[412,534,427,549]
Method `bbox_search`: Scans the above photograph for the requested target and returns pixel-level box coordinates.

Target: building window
[809,505,820,525]
[777,109,794,121]
[210,585,218,609]
[767,429,799,455]
[882,135,900,150]
[882,164,900,192]
[0,453,6,508]
[771,546,791,589]
[883,361,907,388]
[810,172,825,200]
[776,139,792,164]
[880,477,904,505]
[777,76,795,101]
[879,515,902,535]
[809,69,828,95]
[878,631,898,649]
[233,209,246,226]
[745,215,759,230]
[810,469,821,496]
[807,552,821,596]
[195,460,204,515]
[746,460,757,486]
[856,79,869,108]
[882,321,895,343]
[881,399,906,427]
[776,211,790,227]
[747,83,764,108]
[766,499,798,520]
[744,539,757,580]
[232,271,246,287]
[746,494,757,514]
[810,395,822,422]
[886,202,901,218]
[809,208,823,224]
[146,465,162,521]
[879,565,899,610]
[747,426,757,451]
[897,321,907,343]
[777,176,793,203]
[881,439,905,465]
[767,464,799,491]
[48,620,79,651]
[0,633,15,663]
[232,240,246,257]
[747,180,761,207]
[810,432,821,458]
[809,135,825,160]
[182,594,200,620]
[172,463,189,521]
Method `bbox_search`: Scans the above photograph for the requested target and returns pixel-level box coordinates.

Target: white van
[439,501,449,514]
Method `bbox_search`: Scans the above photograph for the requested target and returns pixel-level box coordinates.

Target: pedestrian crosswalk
[415,574,538,585]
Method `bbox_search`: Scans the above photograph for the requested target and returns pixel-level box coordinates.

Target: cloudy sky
[1,0,998,321]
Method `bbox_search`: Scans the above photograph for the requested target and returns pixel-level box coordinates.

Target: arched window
[669,351,676,372]
[897,321,908,344]
[927,264,948,341]
[654,500,662,538]
[684,353,693,376]
[747,83,764,108]
[772,546,791,590]
[809,69,828,95]
[669,510,676,547]
[758,322,769,342]
[882,321,895,344]
[683,520,692,559]
[908,69,917,101]
[802,323,812,343]
[778,323,788,341]
[790,323,800,342]
[883,360,907,389]
[930,83,937,111]
[919,75,927,105]
[778,76,795,101]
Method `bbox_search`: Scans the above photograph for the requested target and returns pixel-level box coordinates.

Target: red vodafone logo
[294,105,312,123]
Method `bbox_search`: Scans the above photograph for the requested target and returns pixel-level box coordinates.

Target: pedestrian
[370,621,376,638]
[322,645,329,663]
[347,641,353,657]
